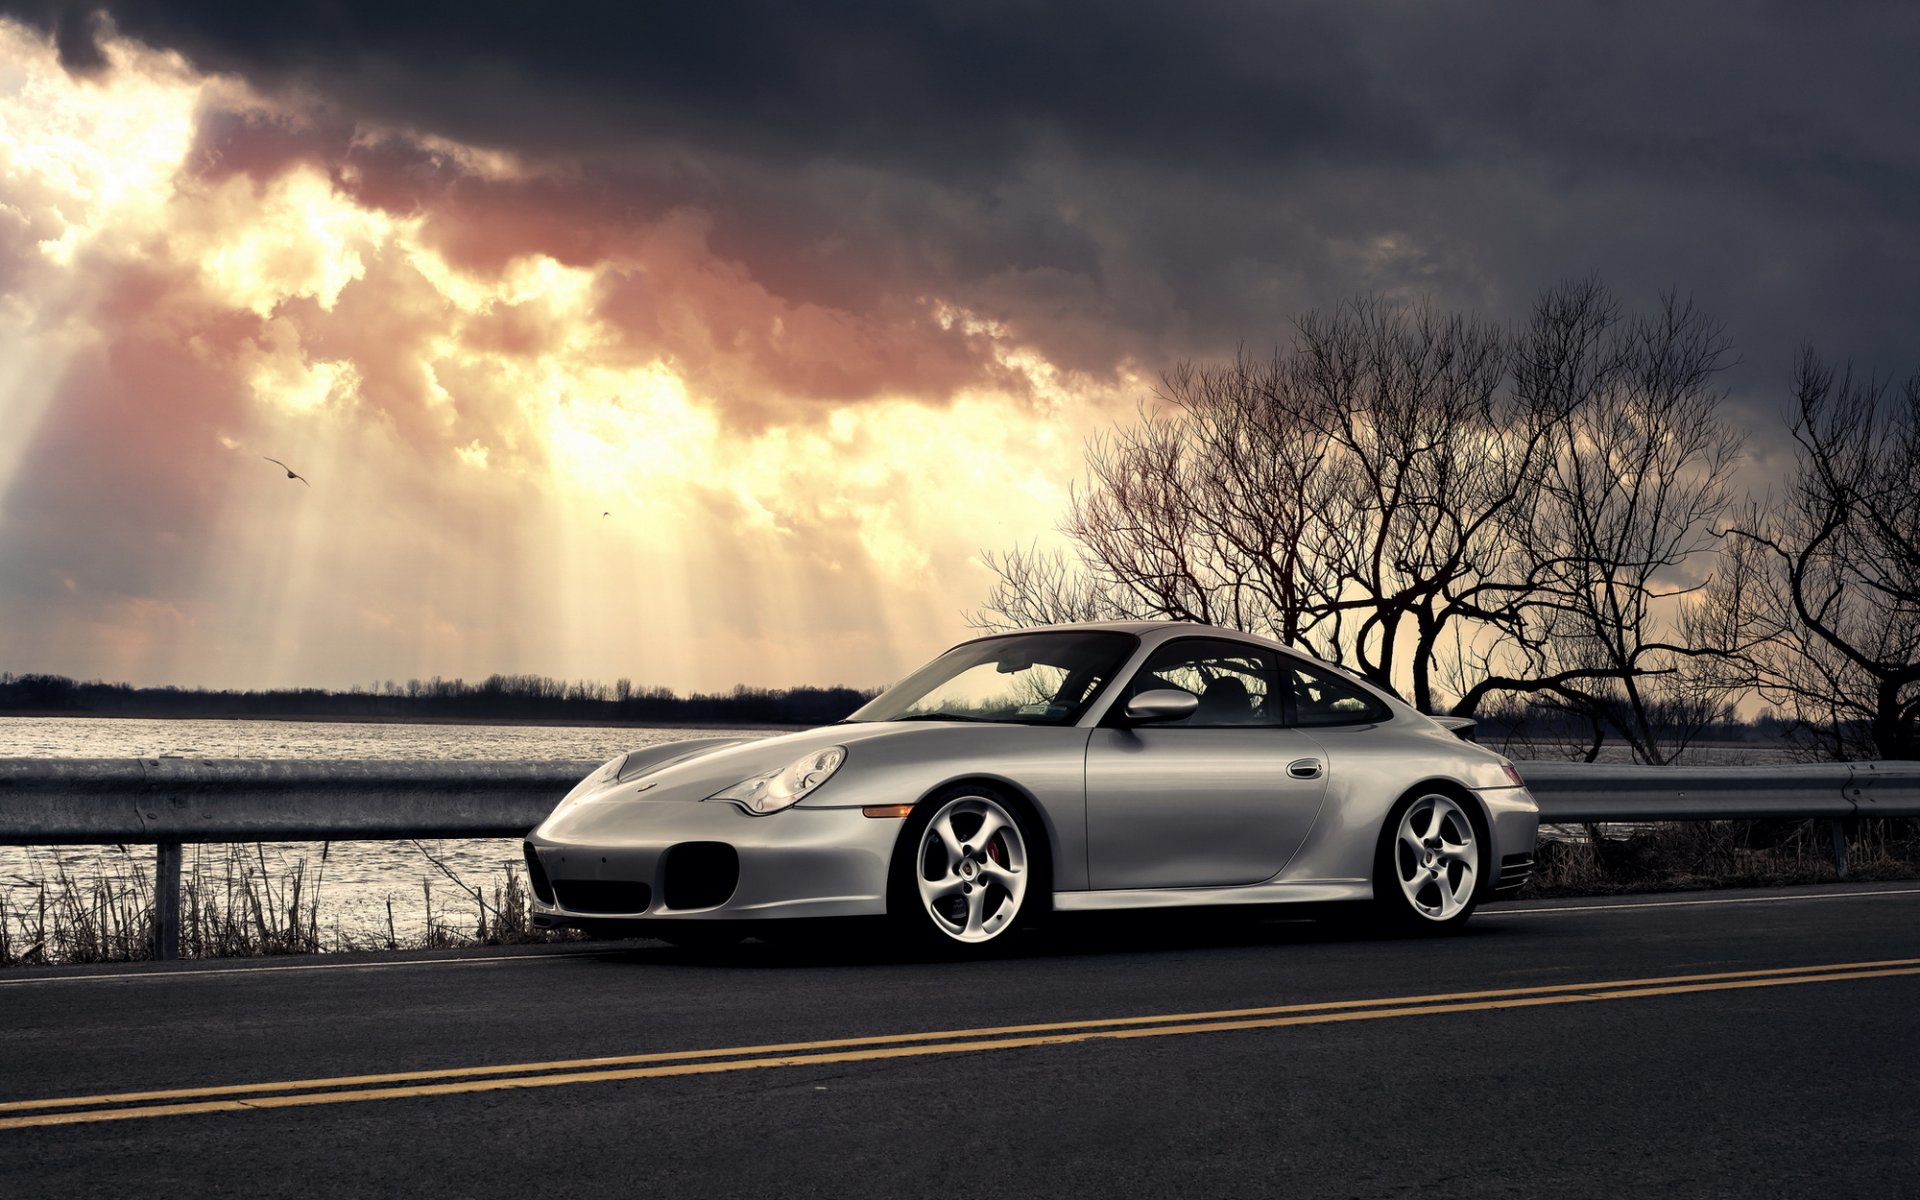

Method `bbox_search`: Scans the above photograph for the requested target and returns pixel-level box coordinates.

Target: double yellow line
[5,957,1916,1131]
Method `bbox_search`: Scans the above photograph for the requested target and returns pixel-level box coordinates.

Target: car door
[1084,638,1329,890]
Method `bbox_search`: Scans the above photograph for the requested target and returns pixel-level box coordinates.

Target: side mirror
[1123,689,1198,725]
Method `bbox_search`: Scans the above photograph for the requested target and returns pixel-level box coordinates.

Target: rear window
[1285,659,1392,727]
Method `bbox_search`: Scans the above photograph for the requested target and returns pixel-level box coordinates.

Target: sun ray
[0,17,1129,693]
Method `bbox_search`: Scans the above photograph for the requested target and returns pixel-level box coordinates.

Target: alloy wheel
[914,793,1029,943]
[1392,793,1479,921]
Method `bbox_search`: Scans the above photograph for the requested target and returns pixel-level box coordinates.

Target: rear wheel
[1372,791,1484,934]
[889,787,1039,953]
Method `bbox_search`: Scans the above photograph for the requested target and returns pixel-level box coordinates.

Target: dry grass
[7,820,1917,966]
[0,845,580,968]
[1525,817,1920,896]
[0,857,156,965]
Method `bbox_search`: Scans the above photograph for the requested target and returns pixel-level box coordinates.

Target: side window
[1121,639,1283,728]
[1286,659,1392,727]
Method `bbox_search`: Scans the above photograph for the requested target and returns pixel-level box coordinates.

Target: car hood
[558,721,950,810]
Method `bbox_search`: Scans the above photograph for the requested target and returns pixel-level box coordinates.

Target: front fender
[796,725,1094,891]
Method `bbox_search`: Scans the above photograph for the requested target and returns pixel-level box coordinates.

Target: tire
[1371,789,1486,934]
[888,786,1042,953]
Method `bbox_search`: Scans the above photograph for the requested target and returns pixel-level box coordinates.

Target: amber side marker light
[862,804,916,819]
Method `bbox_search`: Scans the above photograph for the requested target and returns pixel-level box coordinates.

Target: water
[0,717,782,952]
[0,715,781,762]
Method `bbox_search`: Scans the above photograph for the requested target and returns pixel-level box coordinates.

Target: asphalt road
[3,882,1918,1199]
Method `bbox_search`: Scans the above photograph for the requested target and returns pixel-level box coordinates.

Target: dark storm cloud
[10,0,1920,394]
[15,1,1431,174]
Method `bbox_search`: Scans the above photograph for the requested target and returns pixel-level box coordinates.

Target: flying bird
[602,511,610,517]
[264,457,310,487]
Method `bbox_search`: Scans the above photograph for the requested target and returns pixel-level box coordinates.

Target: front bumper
[525,800,904,926]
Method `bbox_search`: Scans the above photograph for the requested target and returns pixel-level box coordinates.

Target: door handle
[1288,758,1323,780]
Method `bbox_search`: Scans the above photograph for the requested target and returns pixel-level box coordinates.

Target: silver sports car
[525,622,1539,950]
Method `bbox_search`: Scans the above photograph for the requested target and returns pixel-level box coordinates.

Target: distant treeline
[0,669,1809,746]
[0,672,877,727]
[1463,694,1795,755]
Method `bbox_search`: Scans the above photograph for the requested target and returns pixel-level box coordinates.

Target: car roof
[967,619,1289,651]
[972,618,1394,681]
[951,620,1425,724]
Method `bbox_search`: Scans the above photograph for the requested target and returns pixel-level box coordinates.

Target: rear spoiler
[1431,716,1478,742]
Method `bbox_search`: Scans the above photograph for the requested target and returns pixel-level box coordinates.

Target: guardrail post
[1827,820,1849,880]
[153,841,182,961]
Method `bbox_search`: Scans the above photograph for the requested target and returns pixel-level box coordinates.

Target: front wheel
[1372,791,1484,934]
[889,788,1039,953]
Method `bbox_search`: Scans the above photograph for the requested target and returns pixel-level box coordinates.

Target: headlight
[709,746,847,815]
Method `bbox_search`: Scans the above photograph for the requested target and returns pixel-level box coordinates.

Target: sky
[0,1,1915,693]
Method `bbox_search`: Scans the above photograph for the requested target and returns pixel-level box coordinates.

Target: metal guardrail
[1518,761,1920,894]
[2,757,1917,959]
[1515,760,1920,821]
[0,758,594,963]
[0,758,594,844]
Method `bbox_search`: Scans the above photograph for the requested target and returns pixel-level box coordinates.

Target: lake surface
[0,715,784,762]
[0,717,783,955]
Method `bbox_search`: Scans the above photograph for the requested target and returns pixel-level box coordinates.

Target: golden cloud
[0,19,1136,690]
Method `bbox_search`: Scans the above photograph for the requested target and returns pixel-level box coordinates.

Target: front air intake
[660,842,740,910]
[1495,852,1535,894]
[522,842,555,905]
[551,880,653,914]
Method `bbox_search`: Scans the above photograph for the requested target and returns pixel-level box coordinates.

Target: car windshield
[845,631,1138,726]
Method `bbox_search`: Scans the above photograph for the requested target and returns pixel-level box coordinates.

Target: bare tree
[1449,283,1744,763]
[976,351,1357,655]
[976,543,1126,630]
[979,281,1745,764]
[1708,352,1920,759]
[978,300,1564,713]
[1284,298,1556,711]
